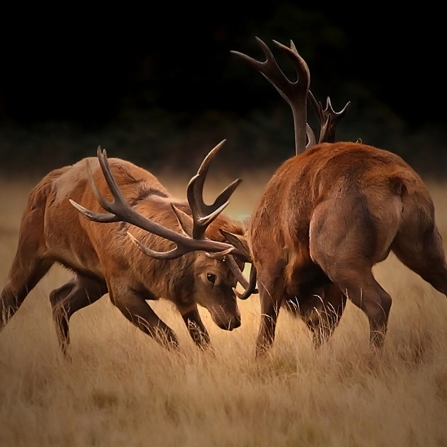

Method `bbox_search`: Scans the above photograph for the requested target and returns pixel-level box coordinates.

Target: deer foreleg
[256,282,282,357]
[179,304,211,349]
[109,286,179,350]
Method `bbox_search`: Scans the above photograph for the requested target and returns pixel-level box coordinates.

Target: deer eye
[207,273,216,284]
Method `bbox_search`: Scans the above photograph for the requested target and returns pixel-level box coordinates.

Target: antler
[70,143,244,261]
[218,228,258,299]
[307,91,351,143]
[235,263,258,299]
[288,39,350,143]
[208,250,257,299]
[187,144,242,239]
[232,37,311,155]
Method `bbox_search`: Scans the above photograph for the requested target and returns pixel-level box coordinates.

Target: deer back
[33,158,163,278]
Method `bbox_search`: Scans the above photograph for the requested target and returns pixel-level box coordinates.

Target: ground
[1,175,447,447]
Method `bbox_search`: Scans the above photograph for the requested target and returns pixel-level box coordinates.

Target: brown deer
[232,37,447,355]
[0,141,250,352]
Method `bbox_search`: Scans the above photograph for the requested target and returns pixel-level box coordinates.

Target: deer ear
[171,204,194,237]
[219,229,251,263]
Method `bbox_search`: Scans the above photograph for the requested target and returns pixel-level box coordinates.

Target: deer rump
[250,140,446,351]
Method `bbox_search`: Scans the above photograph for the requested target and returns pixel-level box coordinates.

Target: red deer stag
[0,141,250,352]
[232,37,447,355]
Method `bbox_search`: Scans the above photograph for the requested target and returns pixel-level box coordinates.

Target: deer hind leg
[107,283,179,350]
[1,194,55,330]
[295,283,347,348]
[50,276,107,354]
[318,262,392,348]
[392,225,447,296]
[310,202,395,349]
[0,256,54,329]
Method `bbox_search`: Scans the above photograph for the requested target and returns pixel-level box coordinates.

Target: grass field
[1,171,447,447]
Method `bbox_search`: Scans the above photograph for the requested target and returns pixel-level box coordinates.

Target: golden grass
[1,174,447,447]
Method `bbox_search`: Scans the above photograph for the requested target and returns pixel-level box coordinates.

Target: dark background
[1,4,446,178]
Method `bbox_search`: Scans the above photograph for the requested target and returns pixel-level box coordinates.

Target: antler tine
[235,264,258,300]
[218,228,255,298]
[308,91,351,143]
[70,147,121,223]
[126,232,181,260]
[70,146,239,260]
[187,140,242,239]
[322,96,351,143]
[225,255,249,288]
[232,37,310,155]
[306,123,316,148]
[226,255,258,300]
[231,37,290,103]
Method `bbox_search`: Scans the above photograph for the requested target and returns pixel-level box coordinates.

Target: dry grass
[1,173,447,447]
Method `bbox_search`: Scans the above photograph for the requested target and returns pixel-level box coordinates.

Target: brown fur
[0,157,246,352]
[249,141,447,355]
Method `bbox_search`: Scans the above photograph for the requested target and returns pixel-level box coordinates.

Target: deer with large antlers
[0,142,250,352]
[232,37,447,355]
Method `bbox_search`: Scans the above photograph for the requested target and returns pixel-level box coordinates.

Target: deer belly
[44,225,103,277]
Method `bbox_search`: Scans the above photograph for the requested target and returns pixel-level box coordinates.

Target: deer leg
[108,285,179,350]
[1,198,55,330]
[49,281,74,347]
[256,281,282,357]
[310,204,394,349]
[321,262,392,348]
[178,304,211,349]
[0,257,54,329]
[50,276,107,354]
[312,258,392,349]
[298,283,347,348]
[392,226,447,296]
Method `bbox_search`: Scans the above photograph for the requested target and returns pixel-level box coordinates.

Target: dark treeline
[1,4,446,178]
